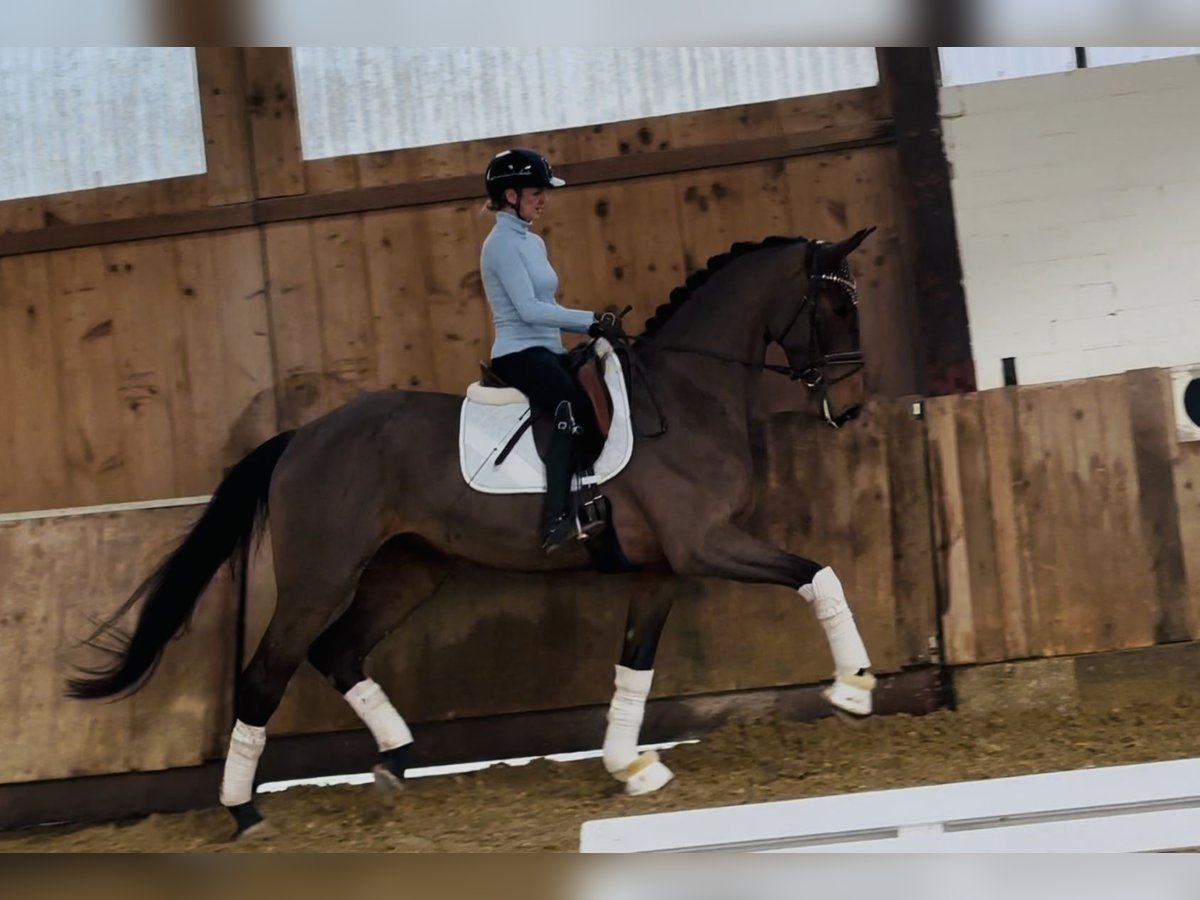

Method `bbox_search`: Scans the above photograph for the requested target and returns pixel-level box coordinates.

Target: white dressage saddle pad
[458,340,634,494]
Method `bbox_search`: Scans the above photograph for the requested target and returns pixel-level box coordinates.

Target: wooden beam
[242,48,306,199]
[0,668,944,830]
[0,121,894,259]
[0,206,256,258]
[195,47,255,207]
[877,48,976,396]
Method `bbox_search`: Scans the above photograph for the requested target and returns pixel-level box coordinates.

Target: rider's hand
[588,311,625,341]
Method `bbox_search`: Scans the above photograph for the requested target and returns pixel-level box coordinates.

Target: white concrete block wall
[941,54,1200,389]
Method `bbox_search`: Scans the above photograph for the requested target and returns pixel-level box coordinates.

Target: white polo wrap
[602,665,654,774]
[219,720,267,807]
[344,678,414,751]
[800,566,871,675]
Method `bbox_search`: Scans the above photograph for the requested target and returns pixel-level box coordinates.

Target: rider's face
[506,186,547,222]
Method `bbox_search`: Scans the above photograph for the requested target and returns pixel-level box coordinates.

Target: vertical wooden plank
[49,247,129,505]
[1063,375,1155,654]
[172,234,232,490]
[101,240,183,501]
[210,229,276,459]
[545,180,619,347]
[243,48,305,199]
[844,406,899,669]
[310,216,378,406]
[0,254,68,512]
[0,259,17,510]
[1174,439,1200,638]
[264,221,331,428]
[196,47,255,207]
[1,516,74,780]
[784,152,856,240]
[979,387,1031,660]
[617,176,688,336]
[926,394,976,663]
[1023,382,1080,656]
[362,209,437,392]
[1126,368,1191,644]
[787,147,919,400]
[417,202,491,393]
[673,166,746,275]
[881,400,938,667]
[578,181,638,321]
[954,394,1006,662]
[1012,387,1053,657]
[171,229,274,489]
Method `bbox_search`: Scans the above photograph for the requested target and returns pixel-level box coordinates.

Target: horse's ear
[829,226,877,260]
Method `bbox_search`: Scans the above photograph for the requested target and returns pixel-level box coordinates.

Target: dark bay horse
[67,227,878,837]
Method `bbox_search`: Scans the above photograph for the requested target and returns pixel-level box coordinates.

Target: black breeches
[489,347,590,427]
[490,346,591,526]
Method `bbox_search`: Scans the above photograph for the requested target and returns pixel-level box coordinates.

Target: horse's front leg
[672,528,876,717]
[602,575,676,796]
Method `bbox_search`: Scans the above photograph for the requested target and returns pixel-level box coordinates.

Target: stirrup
[542,513,579,554]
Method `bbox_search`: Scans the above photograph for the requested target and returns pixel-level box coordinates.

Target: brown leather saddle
[479,343,615,471]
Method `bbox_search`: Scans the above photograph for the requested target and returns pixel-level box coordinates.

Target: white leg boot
[344,678,415,791]
[800,567,876,716]
[602,665,674,795]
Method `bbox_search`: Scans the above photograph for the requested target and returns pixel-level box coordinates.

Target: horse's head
[769,226,875,426]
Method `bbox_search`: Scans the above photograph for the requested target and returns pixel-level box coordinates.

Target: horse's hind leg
[306,539,451,792]
[219,530,382,838]
[603,575,676,796]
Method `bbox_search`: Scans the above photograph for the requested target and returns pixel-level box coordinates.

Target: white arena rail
[580,757,1200,853]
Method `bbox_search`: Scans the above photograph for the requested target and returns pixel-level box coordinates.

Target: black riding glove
[588,311,624,341]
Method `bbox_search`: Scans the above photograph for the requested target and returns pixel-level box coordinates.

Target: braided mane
[636,235,807,341]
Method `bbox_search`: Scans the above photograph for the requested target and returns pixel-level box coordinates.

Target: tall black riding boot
[541,401,603,553]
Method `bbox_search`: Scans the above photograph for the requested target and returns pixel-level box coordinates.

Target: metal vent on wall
[1170,365,1200,443]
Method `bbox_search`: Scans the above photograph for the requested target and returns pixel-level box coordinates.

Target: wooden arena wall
[0,48,917,517]
[927,368,1200,665]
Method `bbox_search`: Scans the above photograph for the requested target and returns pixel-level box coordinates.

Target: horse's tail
[65,430,296,701]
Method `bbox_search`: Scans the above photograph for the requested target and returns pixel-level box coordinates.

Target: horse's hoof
[237,819,275,841]
[823,672,877,718]
[615,751,675,796]
[373,763,405,793]
[226,801,269,841]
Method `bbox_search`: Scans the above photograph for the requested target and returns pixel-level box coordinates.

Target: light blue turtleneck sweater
[481,210,595,358]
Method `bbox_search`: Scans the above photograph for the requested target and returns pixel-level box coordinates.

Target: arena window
[0,48,206,203]
[290,47,880,160]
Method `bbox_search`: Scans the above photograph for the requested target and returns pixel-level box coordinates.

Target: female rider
[479,147,619,553]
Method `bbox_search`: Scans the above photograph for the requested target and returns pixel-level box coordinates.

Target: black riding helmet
[484,148,565,207]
